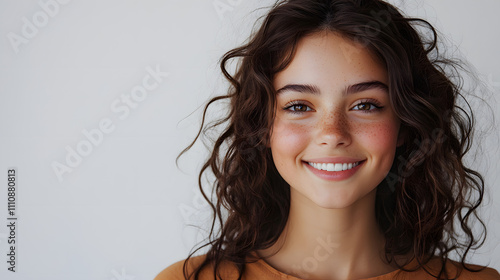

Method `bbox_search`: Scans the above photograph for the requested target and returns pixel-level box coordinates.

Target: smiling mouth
[305,161,364,172]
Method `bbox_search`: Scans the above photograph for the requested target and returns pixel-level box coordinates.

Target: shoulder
[153,254,241,280]
[410,258,500,280]
[154,254,205,280]
[453,263,500,280]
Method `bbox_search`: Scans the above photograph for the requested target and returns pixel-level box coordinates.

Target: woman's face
[270,31,403,209]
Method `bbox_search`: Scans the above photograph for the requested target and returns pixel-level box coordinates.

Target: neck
[257,187,397,280]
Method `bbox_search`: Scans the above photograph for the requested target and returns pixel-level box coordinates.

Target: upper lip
[303,157,365,164]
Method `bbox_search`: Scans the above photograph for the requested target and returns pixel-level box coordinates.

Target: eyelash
[282,99,384,114]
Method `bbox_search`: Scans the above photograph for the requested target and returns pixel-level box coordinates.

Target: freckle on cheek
[362,123,397,149]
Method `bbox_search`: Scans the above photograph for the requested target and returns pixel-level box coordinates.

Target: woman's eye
[284,103,312,113]
[283,100,382,114]
[352,102,382,112]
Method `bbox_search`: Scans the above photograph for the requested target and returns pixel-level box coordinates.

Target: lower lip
[303,160,365,181]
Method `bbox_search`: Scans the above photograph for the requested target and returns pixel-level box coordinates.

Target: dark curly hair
[176,0,489,279]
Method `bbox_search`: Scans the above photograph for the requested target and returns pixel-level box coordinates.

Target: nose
[316,111,352,147]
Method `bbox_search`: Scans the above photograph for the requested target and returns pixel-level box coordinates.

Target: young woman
[155,0,499,279]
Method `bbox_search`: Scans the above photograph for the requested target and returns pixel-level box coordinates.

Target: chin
[314,197,358,209]
[310,187,377,210]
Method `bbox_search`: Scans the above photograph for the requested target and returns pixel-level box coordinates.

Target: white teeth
[308,161,361,171]
[327,164,334,171]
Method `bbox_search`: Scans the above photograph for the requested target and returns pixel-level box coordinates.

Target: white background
[0,1,498,279]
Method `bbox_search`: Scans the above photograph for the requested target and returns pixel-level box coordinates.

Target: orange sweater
[154,253,499,280]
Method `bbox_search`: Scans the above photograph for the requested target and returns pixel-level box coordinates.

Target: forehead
[273,31,388,91]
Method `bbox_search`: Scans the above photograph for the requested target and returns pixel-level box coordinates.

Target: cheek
[271,119,310,161]
[354,120,400,155]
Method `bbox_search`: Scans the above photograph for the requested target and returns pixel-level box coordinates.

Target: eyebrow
[276,81,389,96]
